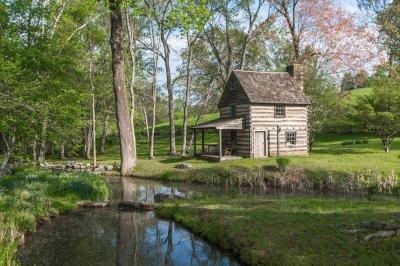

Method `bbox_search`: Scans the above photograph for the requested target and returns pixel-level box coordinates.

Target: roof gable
[217,72,251,108]
[218,70,310,108]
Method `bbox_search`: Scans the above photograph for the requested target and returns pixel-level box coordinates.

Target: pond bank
[17,176,239,265]
[0,168,109,265]
[132,159,400,197]
[156,194,400,265]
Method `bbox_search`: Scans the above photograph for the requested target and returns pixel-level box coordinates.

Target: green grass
[344,87,373,105]
[0,168,109,265]
[157,194,400,265]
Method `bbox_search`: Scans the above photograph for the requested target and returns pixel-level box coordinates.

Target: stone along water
[17,177,239,266]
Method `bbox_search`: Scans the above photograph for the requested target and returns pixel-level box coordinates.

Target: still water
[17,177,240,266]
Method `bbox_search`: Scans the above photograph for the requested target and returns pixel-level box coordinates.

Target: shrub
[276,157,291,173]
[362,139,369,144]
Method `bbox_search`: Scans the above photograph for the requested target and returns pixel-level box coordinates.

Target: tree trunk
[84,126,92,159]
[89,42,96,170]
[181,35,192,156]
[100,109,110,154]
[138,95,150,142]
[189,84,213,150]
[60,141,65,159]
[38,118,48,164]
[126,10,138,161]
[149,24,158,160]
[160,30,176,156]
[32,134,37,161]
[109,0,137,175]
[381,136,392,153]
[0,130,15,174]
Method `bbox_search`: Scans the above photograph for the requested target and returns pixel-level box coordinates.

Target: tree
[358,0,399,66]
[304,65,342,149]
[144,0,177,156]
[109,0,138,174]
[340,72,356,91]
[269,0,381,74]
[355,69,368,88]
[170,0,210,156]
[353,75,400,152]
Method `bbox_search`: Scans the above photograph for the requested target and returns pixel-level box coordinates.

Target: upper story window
[230,105,237,117]
[275,105,285,117]
[286,132,297,145]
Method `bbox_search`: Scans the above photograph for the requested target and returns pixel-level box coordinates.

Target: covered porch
[192,117,244,162]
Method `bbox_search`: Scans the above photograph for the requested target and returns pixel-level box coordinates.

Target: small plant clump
[342,139,369,145]
[276,157,291,173]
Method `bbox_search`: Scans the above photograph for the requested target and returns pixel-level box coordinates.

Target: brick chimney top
[286,64,304,90]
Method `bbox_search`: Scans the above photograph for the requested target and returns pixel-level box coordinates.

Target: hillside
[344,87,373,104]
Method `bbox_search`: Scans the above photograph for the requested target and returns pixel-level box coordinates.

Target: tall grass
[0,168,109,265]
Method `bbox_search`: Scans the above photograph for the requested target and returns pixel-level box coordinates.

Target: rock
[364,229,400,241]
[174,163,193,169]
[105,165,114,171]
[154,193,184,203]
[118,202,155,211]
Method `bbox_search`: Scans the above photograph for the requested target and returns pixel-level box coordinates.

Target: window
[230,105,237,117]
[286,132,297,145]
[275,105,285,117]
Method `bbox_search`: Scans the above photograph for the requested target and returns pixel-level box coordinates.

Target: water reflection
[17,178,239,266]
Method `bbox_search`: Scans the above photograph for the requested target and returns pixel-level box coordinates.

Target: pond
[17,177,240,266]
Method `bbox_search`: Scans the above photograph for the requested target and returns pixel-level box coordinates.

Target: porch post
[193,129,197,157]
[219,129,222,162]
[201,129,205,153]
[276,125,280,157]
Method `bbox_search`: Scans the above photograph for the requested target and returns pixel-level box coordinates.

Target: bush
[276,157,291,173]
[342,139,369,145]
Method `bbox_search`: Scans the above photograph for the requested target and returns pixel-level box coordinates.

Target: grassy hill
[344,87,373,104]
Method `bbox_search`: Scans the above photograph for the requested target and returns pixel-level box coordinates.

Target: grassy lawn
[157,194,400,265]
[0,168,109,265]
[44,116,400,188]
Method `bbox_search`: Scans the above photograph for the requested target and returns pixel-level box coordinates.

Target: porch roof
[192,117,244,130]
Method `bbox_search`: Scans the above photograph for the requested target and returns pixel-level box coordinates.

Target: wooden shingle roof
[192,117,244,130]
[218,70,310,108]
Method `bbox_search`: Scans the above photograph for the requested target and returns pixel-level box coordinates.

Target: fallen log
[154,193,184,203]
[118,201,155,212]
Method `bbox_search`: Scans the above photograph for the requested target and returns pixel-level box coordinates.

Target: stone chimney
[286,64,304,90]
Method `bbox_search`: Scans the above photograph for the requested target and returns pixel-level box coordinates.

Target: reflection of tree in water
[117,178,239,266]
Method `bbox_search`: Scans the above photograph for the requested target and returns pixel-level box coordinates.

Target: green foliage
[276,157,290,173]
[0,168,109,264]
[352,73,400,152]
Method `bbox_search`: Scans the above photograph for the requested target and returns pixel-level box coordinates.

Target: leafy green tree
[340,72,356,91]
[353,73,400,152]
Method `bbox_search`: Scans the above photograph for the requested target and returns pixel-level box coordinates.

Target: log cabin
[192,64,310,162]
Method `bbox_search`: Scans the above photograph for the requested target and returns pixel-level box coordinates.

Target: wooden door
[254,131,266,157]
